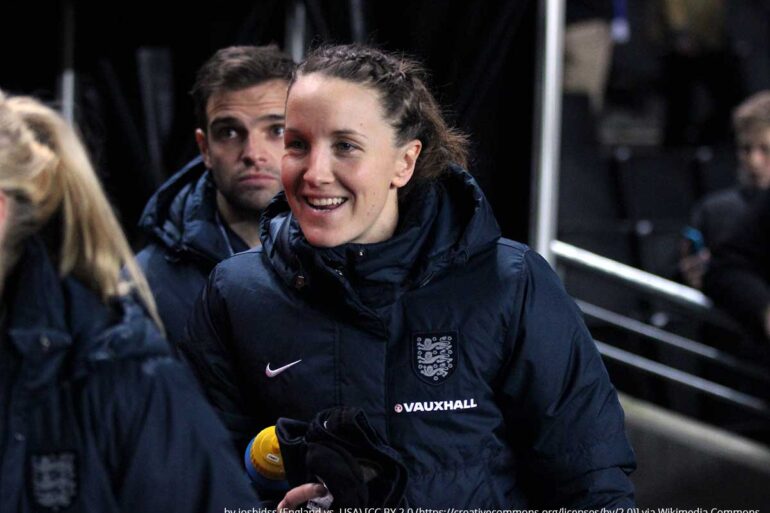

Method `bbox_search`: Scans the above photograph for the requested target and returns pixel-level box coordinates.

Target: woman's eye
[285,139,307,151]
[335,142,356,153]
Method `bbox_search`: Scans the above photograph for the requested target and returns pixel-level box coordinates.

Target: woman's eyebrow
[332,129,368,140]
[283,127,368,140]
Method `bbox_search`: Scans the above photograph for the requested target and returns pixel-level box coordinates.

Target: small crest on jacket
[29,452,78,511]
[412,331,457,384]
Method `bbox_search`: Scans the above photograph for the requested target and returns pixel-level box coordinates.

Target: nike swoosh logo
[265,359,302,378]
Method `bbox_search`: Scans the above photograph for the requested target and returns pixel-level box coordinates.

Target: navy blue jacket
[137,157,243,348]
[182,166,636,508]
[0,236,258,512]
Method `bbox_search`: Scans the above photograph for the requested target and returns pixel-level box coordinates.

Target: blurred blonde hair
[733,90,770,136]
[0,90,162,330]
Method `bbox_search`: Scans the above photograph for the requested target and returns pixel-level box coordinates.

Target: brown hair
[292,44,469,197]
[191,44,295,130]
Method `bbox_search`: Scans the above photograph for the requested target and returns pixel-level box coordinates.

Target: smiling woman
[282,74,419,247]
[181,44,637,510]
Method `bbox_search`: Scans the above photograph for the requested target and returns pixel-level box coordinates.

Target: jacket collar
[6,236,169,389]
[6,236,72,382]
[138,156,233,264]
[260,166,500,321]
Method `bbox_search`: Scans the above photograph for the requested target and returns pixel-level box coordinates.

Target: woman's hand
[277,483,328,512]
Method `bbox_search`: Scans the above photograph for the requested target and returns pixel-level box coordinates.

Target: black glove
[275,407,408,509]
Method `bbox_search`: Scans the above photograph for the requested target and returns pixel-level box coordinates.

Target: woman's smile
[282,73,417,247]
[303,195,348,210]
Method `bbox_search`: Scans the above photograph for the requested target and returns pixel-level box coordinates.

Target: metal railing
[552,240,741,329]
[577,300,770,384]
[552,240,709,308]
[598,341,770,417]
[551,239,769,419]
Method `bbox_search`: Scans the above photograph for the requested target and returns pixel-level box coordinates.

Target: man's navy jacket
[181,166,637,508]
[136,157,239,348]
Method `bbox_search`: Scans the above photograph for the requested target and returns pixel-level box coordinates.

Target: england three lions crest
[29,452,78,511]
[412,331,458,384]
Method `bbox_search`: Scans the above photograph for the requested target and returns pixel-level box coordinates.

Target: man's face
[737,126,770,190]
[196,80,288,216]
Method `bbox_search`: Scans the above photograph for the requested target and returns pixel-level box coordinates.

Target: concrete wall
[622,394,770,508]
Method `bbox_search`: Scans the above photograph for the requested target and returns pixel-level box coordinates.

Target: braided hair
[292,44,468,197]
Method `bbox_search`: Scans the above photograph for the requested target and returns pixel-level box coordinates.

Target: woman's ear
[392,139,422,188]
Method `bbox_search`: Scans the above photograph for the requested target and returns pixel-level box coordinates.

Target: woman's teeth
[307,197,346,209]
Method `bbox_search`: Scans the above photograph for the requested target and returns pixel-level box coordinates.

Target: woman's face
[282,74,420,247]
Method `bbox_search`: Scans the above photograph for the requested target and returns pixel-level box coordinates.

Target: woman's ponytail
[0,92,163,331]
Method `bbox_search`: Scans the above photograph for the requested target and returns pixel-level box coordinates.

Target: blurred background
[5,0,770,507]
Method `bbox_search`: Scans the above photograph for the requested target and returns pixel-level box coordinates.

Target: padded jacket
[136,156,241,348]
[181,166,636,508]
[0,236,257,512]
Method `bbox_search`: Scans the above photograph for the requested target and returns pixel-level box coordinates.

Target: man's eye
[271,125,285,137]
[216,127,239,140]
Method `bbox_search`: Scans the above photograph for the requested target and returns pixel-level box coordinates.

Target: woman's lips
[304,196,348,211]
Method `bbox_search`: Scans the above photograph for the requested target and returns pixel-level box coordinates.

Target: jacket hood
[260,165,501,305]
[138,156,232,264]
[6,236,169,389]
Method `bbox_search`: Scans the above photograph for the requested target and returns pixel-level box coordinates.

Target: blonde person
[0,91,258,511]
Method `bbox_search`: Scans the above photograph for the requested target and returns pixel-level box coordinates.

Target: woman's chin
[301,226,349,248]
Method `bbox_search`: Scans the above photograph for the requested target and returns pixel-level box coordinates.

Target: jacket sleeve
[101,356,260,512]
[499,250,636,508]
[179,265,261,454]
[704,192,770,334]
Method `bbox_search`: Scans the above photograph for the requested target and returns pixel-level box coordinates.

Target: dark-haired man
[137,45,294,348]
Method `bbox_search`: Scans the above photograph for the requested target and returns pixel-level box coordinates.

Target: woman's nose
[303,147,334,186]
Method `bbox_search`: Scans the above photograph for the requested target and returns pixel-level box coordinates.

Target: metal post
[530,0,565,265]
[285,0,307,63]
[349,0,366,43]
[59,0,76,124]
